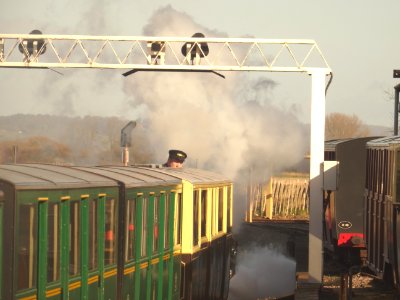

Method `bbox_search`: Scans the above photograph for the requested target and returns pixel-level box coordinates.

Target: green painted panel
[146,194,155,300]
[118,186,181,300]
[140,268,148,300]
[104,271,118,300]
[68,284,81,299]
[157,193,166,300]
[151,264,158,300]
[97,194,106,300]
[122,271,135,299]
[80,197,89,300]
[88,275,99,300]
[134,193,143,300]
[162,261,169,300]
[60,198,70,300]
[37,200,48,300]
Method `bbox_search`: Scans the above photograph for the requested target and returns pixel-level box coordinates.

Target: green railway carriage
[74,166,183,300]
[0,164,120,300]
[0,164,235,300]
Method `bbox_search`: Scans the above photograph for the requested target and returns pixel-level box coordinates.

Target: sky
[1,0,399,128]
[1,0,400,177]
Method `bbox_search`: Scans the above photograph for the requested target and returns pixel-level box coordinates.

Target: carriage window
[193,191,199,246]
[88,199,98,270]
[200,190,207,237]
[105,198,117,265]
[218,188,224,232]
[70,201,80,275]
[227,186,232,233]
[17,203,37,290]
[388,151,394,195]
[383,150,388,195]
[153,196,159,253]
[396,152,400,200]
[175,193,182,246]
[141,197,148,257]
[125,199,135,261]
[48,202,60,282]
[164,194,170,249]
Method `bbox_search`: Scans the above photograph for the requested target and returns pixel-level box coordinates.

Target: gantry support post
[394,83,400,135]
[308,69,327,284]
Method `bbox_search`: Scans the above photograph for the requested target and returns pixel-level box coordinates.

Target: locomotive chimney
[120,121,137,166]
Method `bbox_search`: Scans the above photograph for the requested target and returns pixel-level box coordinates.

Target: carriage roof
[366,136,400,148]
[0,164,230,190]
[0,164,117,190]
[75,166,231,187]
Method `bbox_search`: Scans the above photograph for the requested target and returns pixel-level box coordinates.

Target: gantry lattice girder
[0,34,331,73]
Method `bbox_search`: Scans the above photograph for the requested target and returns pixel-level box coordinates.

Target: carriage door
[35,195,63,300]
[35,193,111,300]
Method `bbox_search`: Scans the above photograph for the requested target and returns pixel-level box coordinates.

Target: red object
[154,225,158,238]
[129,224,134,231]
[106,230,114,241]
[338,233,364,247]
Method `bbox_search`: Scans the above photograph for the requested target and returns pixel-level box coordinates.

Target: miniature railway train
[323,136,400,290]
[0,164,235,300]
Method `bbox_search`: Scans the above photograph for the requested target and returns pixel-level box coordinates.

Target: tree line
[0,114,153,165]
[0,112,376,165]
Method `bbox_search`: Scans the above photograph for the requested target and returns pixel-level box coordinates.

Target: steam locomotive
[323,136,400,289]
[0,164,235,300]
[323,137,376,264]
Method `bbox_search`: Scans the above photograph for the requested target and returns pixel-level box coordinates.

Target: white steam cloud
[228,246,296,299]
[124,5,308,180]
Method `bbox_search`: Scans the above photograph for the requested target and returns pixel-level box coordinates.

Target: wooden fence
[246,173,309,222]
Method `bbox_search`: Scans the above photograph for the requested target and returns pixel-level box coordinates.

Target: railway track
[249,217,309,224]
[232,222,397,299]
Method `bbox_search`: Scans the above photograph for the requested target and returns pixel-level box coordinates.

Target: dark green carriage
[0,164,119,300]
[0,164,234,300]
[75,166,183,300]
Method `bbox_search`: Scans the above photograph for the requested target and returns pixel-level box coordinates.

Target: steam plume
[124,6,308,180]
[228,246,296,299]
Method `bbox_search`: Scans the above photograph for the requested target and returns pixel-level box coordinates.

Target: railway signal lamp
[181,32,209,65]
[18,30,47,62]
[147,41,166,65]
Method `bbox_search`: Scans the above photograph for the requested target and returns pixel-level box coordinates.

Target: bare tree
[0,136,71,164]
[325,113,370,140]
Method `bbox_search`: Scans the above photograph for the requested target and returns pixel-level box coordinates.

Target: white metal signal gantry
[0,33,330,74]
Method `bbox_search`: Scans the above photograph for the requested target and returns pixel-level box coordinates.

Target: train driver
[163,149,187,168]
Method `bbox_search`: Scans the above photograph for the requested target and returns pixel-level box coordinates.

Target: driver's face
[169,161,183,168]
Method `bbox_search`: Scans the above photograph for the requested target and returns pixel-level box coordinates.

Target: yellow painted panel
[181,180,193,253]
